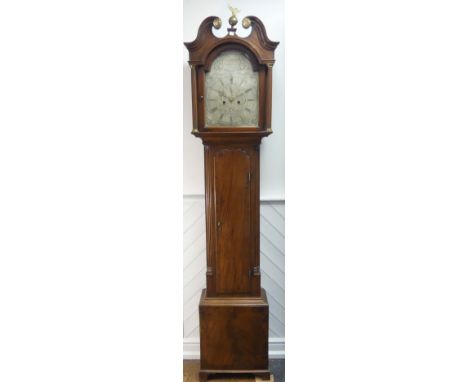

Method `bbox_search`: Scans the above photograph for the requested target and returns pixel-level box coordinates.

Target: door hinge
[249,267,260,278]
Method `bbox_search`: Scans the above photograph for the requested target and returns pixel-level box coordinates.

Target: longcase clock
[184,10,279,381]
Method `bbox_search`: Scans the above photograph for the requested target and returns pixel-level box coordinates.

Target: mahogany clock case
[185,14,279,381]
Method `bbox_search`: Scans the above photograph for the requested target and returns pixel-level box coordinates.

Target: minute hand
[237,88,253,97]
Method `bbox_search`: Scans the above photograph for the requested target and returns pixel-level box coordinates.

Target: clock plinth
[185,14,278,380]
[199,289,270,381]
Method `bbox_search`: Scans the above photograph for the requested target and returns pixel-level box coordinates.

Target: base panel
[199,288,269,378]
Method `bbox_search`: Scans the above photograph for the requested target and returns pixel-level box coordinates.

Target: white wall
[183,0,285,200]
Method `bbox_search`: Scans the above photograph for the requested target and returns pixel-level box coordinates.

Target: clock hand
[229,76,235,99]
[238,87,252,96]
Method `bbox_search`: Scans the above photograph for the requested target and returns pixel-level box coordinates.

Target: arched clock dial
[205,50,259,127]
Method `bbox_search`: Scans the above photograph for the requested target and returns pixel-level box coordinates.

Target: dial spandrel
[205,50,259,127]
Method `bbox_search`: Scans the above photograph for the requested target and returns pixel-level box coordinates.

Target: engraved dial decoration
[205,50,259,127]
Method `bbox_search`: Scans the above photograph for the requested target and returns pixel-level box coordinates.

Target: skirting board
[183,337,285,360]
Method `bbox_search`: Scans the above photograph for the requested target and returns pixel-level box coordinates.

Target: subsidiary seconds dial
[205,50,259,127]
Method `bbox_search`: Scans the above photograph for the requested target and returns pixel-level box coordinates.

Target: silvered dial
[205,50,259,127]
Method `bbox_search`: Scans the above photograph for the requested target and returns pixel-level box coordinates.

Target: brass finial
[212,17,222,29]
[228,3,240,34]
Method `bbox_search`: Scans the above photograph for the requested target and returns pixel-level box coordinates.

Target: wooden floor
[183,360,283,382]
